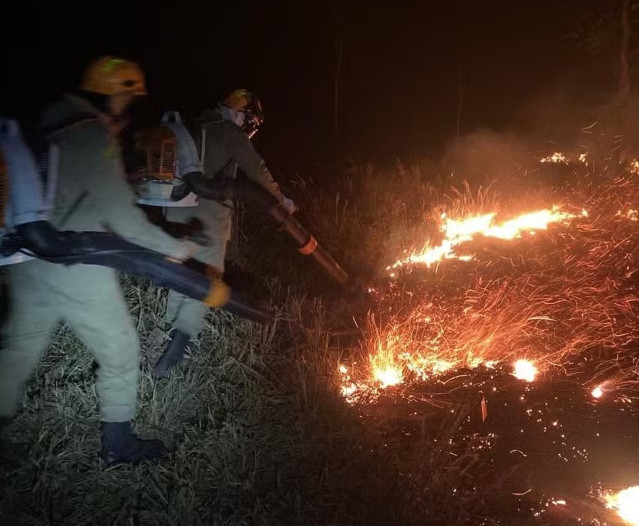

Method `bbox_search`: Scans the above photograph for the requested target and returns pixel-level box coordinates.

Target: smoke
[441,83,639,196]
[442,129,532,191]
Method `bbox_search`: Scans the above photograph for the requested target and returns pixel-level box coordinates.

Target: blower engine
[0,118,271,323]
[134,112,351,287]
[133,111,199,207]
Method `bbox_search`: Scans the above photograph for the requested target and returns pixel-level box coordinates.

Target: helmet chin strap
[219,105,246,128]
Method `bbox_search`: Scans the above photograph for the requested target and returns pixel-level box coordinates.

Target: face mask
[219,105,246,128]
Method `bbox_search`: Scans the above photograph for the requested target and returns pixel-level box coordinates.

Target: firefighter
[156,89,296,377]
[0,56,194,465]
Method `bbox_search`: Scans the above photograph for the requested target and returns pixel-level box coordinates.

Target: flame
[513,360,537,382]
[605,486,639,525]
[374,366,403,388]
[591,385,604,399]
[630,160,639,175]
[389,206,575,271]
[338,365,358,401]
[540,152,568,164]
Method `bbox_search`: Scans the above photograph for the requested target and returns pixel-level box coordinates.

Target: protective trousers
[0,260,140,422]
[165,199,232,337]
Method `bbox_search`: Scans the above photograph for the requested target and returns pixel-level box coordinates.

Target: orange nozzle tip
[204,280,231,307]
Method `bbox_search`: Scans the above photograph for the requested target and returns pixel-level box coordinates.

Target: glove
[167,240,199,263]
[282,196,297,215]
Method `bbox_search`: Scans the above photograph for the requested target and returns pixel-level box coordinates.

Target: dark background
[2,1,631,172]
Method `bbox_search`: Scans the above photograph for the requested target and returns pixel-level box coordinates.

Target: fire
[540,152,568,164]
[374,366,403,388]
[338,365,358,400]
[513,360,537,382]
[389,206,575,271]
[605,486,639,525]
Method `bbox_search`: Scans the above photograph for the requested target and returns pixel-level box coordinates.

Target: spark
[513,360,537,382]
[605,486,639,525]
[591,385,604,399]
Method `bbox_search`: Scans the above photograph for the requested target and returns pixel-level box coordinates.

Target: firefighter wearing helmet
[156,89,296,377]
[0,56,194,465]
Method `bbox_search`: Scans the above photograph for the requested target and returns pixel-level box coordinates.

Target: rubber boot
[154,329,191,379]
[100,421,168,467]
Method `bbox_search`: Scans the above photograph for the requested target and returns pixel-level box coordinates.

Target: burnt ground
[354,358,639,525]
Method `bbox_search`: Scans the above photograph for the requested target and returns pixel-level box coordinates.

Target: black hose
[14,221,273,324]
[181,172,227,201]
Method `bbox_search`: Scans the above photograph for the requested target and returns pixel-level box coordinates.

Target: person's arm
[224,124,284,201]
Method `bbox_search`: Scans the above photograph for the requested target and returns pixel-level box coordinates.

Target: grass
[2,154,639,525]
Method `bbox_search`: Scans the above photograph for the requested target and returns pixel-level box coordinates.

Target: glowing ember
[605,486,639,525]
[630,160,639,175]
[338,365,358,401]
[388,206,575,271]
[513,360,537,382]
[618,209,639,221]
[540,152,568,164]
[591,385,604,399]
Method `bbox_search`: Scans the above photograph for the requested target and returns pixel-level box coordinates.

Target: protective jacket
[197,108,283,201]
[41,94,188,259]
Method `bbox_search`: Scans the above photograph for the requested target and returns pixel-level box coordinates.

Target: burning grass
[341,175,639,401]
[3,159,639,525]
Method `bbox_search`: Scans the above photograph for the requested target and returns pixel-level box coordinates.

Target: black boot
[100,421,168,466]
[154,329,191,378]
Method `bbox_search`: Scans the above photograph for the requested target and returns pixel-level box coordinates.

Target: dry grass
[2,155,639,525]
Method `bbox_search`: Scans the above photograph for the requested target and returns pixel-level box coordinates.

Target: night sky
[3,1,626,171]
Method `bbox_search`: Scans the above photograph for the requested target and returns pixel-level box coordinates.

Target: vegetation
[2,154,638,525]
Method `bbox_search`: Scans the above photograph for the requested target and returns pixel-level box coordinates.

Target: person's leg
[62,265,166,465]
[0,261,58,421]
[158,201,231,377]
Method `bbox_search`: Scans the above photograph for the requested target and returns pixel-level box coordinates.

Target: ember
[512,359,537,382]
[540,152,569,164]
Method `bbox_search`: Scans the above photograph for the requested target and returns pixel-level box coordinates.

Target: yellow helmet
[81,56,147,96]
[223,89,254,110]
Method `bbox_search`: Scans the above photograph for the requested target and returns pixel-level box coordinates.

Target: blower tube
[14,221,272,324]
[181,173,350,286]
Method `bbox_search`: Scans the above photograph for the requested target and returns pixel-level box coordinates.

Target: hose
[14,221,273,324]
